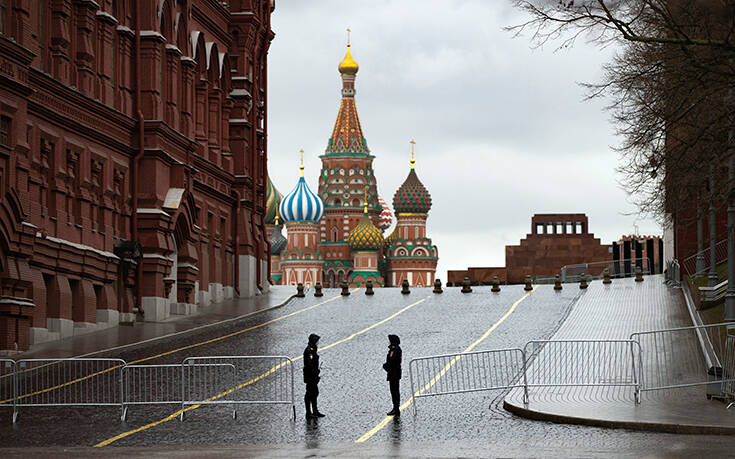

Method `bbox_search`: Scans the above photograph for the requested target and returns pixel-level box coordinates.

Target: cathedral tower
[346,192,385,287]
[385,141,439,287]
[319,36,381,287]
[279,153,325,287]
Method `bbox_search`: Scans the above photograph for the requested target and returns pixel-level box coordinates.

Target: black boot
[312,400,325,417]
[387,407,400,416]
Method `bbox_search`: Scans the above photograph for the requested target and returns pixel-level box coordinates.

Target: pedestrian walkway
[17,286,296,360]
[504,275,735,433]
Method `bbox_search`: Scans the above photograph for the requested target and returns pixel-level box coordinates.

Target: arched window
[333,198,341,207]
[352,198,360,207]
[331,227,338,242]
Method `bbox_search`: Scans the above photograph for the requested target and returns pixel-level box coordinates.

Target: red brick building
[0,0,273,352]
[448,214,612,285]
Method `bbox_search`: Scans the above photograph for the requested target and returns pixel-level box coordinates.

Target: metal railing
[681,238,728,278]
[181,356,295,421]
[523,340,642,404]
[723,333,735,409]
[408,348,526,415]
[561,258,650,283]
[1,355,296,424]
[122,364,184,421]
[534,258,651,284]
[631,323,735,394]
[664,259,681,286]
[13,358,125,422]
[0,359,15,421]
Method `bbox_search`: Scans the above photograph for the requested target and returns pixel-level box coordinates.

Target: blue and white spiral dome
[279,170,324,223]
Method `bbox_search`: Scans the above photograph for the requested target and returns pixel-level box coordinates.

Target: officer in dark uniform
[303,333,325,418]
[383,334,402,416]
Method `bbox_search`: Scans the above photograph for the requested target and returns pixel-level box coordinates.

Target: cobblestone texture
[0,283,731,456]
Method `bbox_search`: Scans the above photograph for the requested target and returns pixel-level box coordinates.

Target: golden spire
[299,149,304,177]
[274,215,280,226]
[409,139,416,169]
[363,187,369,214]
[338,27,359,75]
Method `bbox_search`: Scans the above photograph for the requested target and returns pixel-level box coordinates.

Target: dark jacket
[303,334,320,384]
[383,334,402,381]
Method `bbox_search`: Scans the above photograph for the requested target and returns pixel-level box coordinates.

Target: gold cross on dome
[347,27,351,46]
[409,139,416,169]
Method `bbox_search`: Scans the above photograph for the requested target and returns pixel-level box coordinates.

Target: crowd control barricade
[181,356,295,421]
[13,358,126,422]
[523,340,642,404]
[0,359,16,421]
[631,323,733,394]
[408,348,526,415]
[723,333,735,409]
[122,364,186,421]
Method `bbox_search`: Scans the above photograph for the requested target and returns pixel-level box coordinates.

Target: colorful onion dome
[347,205,384,251]
[269,216,286,255]
[265,176,283,225]
[280,153,325,223]
[338,44,359,75]
[377,196,393,231]
[393,141,432,214]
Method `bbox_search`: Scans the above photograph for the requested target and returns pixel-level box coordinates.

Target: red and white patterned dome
[378,196,393,232]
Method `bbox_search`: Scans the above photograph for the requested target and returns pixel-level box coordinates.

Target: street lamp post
[696,191,706,275]
[725,81,735,321]
[708,169,719,287]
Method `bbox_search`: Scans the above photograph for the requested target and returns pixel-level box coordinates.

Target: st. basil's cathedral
[266,41,439,288]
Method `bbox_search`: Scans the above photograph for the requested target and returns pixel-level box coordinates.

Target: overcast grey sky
[266,0,661,278]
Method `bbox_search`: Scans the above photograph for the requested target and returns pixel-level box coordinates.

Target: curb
[502,399,735,435]
[44,292,299,360]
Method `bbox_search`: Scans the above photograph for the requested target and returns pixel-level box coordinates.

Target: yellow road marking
[95,295,431,447]
[1,291,350,405]
[355,287,537,443]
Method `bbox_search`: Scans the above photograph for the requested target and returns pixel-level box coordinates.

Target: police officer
[303,333,325,418]
[383,334,402,416]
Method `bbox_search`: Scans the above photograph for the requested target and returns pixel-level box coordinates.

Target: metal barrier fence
[181,356,295,421]
[561,258,650,283]
[13,358,125,422]
[682,238,728,278]
[122,364,183,421]
[534,258,651,284]
[408,348,526,415]
[723,333,735,409]
[0,359,15,421]
[631,323,733,393]
[523,340,642,404]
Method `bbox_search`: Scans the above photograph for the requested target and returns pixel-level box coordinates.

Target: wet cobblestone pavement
[1,285,733,457]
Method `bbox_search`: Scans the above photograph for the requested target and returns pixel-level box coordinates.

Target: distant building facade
[0,1,273,352]
[612,235,664,276]
[448,213,612,285]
